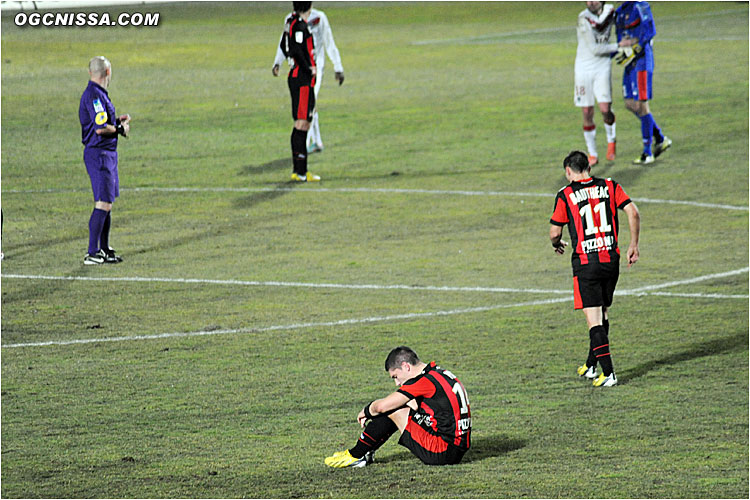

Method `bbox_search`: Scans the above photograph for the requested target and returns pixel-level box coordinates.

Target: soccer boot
[633,153,655,165]
[592,372,618,387]
[577,364,598,379]
[324,449,373,468]
[588,155,599,167]
[103,247,123,263]
[606,142,616,161]
[291,172,321,182]
[653,136,672,158]
[83,250,106,265]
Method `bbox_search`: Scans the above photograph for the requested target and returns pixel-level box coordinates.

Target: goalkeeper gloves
[614,43,642,66]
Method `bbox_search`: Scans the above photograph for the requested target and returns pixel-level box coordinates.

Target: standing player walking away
[549,151,640,387]
[325,346,471,468]
[79,56,130,265]
[613,1,671,165]
[278,1,320,182]
[575,1,618,167]
[273,3,344,154]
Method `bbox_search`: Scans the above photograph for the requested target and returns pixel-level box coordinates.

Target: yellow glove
[615,43,642,66]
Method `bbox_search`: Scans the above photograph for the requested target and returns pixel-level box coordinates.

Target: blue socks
[88,208,108,255]
[640,113,664,155]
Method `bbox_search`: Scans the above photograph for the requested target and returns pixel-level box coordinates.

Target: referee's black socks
[349,415,398,459]
[291,128,307,175]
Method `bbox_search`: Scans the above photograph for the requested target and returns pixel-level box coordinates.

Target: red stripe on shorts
[297,86,309,120]
[637,71,648,101]
[573,276,583,310]
[406,420,448,453]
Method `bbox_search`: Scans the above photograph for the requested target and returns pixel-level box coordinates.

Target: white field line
[411,8,747,45]
[618,267,750,294]
[4,186,747,211]
[1,297,571,349]
[2,268,747,349]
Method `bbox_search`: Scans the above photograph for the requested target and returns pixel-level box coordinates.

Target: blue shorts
[84,149,119,203]
[622,66,652,101]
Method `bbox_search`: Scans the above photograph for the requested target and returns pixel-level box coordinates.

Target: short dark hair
[385,346,420,371]
[563,150,590,173]
[293,1,312,13]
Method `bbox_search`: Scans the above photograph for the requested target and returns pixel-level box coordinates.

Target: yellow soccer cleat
[577,364,598,379]
[324,449,372,468]
[592,372,618,387]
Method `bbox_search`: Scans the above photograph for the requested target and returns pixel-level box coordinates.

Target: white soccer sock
[583,127,597,157]
[604,122,616,144]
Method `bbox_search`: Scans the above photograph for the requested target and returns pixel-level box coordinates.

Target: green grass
[1,1,748,498]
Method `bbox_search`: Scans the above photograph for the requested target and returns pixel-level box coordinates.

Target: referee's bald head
[88,56,111,78]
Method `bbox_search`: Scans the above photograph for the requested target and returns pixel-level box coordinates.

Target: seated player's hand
[335,71,345,86]
[272,64,280,77]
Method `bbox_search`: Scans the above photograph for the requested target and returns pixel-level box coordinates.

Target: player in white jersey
[273,5,344,154]
[574,1,618,166]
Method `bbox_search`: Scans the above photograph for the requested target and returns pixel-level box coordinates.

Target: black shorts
[572,261,619,310]
[288,79,315,121]
[398,418,467,466]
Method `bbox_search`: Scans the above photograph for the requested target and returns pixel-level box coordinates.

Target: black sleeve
[288,22,313,69]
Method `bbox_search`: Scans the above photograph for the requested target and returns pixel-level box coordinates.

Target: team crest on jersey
[93,98,104,113]
[95,111,108,125]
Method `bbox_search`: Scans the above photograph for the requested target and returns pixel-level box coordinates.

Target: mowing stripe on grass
[1,296,571,349]
[0,274,570,295]
[4,186,747,211]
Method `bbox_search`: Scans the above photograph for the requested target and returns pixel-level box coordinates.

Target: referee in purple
[79,56,130,265]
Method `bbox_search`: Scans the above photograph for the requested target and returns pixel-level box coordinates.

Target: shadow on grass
[240,157,289,176]
[376,433,526,465]
[619,332,748,384]
[125,181,295,257]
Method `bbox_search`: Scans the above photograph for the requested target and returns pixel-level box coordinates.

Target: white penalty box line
[2,268,747,349]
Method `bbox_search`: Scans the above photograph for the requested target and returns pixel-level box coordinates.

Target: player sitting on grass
[325,346,471,468]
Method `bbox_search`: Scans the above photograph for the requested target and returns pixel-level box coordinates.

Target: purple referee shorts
[84,148,119,203]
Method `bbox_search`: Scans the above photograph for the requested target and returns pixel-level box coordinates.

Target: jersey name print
[550,177,632,268]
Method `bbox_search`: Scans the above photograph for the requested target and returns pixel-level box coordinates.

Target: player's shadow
[618,332,748,384]
[128,181,296,257]
[377,433,526,465]
[239,157,289,176]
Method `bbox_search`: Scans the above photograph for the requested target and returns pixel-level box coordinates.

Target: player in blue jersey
[79,56,130,264]
[614,1,671,165]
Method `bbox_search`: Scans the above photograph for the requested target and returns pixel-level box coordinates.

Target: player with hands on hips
[273,2,344,154]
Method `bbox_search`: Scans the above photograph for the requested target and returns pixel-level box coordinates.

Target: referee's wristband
[363,401,375,419]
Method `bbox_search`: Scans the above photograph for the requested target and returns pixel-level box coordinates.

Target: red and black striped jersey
[397,362,471,450]
[550,176,632,268]
[281,12,316,86]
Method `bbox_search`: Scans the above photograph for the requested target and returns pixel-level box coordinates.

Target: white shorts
[574,68,612,107]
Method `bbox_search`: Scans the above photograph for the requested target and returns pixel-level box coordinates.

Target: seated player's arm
[370,391,410,416]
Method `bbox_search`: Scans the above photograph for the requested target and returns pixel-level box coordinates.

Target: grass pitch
[1,2,748,498]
